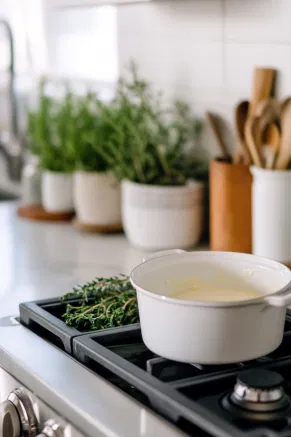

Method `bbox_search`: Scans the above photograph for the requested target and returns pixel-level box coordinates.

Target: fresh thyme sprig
[61,275,139,331]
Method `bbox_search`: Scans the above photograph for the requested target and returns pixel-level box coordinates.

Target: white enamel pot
[130,250,291,364]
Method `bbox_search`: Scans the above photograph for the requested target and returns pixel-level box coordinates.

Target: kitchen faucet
[0,19,23,182]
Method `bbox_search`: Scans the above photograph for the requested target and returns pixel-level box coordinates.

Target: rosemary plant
[27,80,76,172]
[72,91,110,172]
[97,62,207,186]
[62,275,139,331]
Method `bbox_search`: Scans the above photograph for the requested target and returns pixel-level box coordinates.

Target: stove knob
[0,400,21,437]
[7,388,38,437]
[234,369,284,403]
[36,420,63,437]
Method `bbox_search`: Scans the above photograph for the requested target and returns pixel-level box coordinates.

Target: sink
[0,190,19,201]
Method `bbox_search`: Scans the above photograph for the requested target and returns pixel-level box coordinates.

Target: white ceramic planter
[74,171,121,226]
[42,171,74,213]
[251,167,291,263]
[121,180,204,250]
[22,156,42,205]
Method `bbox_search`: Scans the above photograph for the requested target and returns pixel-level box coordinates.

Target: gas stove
[3,300,291,437]
[70,319,291,437]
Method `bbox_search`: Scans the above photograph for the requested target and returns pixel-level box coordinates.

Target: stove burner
[222,370,291,421]
[233,369,285,404]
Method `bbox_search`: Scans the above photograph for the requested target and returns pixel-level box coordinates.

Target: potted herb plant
[27,85,75,213]
[72,92,121,227]
[99,65,207,250]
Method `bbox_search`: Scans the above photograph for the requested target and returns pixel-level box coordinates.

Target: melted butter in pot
[169,279,263,302]
[173,288,263,302]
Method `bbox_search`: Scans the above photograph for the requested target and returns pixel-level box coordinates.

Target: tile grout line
[221,0,227,93]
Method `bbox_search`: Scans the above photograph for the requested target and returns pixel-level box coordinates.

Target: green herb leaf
[62,275,139,331]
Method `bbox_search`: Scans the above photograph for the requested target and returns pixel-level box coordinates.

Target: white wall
[1,0,291,159]
[118,0,291,156]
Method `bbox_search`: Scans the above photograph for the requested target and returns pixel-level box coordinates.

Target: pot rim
[130,251,291,308]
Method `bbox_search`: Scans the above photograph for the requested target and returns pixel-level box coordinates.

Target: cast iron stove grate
[72,314,291,437]
[19,298,140,354]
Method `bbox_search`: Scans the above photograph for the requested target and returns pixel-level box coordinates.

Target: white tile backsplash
[118,1,224,100]
[119,39,223,103]
[225,0,291,43]
[225,43,291,98]
[117,0,291,155]
[118,1,223,43]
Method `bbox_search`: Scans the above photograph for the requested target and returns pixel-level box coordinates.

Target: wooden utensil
[281,96,291,115]
[255,98,281,123]
[276,99,291,170]
[262,123,280,169]
[249,67,276,116]
[233,100,251,165]
[206,112,230,159]
[244,116,264,167]
[253,99,280,166]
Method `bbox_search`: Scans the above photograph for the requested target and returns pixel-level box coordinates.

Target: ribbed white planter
[74,171,121,226]
[42,171,74,213]
[122,180,204,250]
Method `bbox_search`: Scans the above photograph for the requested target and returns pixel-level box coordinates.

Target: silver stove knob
[232,369,285,404]
[233,380,284,402]
[0,399,21,437]
[36,420,63,437]
[8,388,38,437]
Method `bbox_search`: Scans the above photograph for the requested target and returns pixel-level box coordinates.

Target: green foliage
[27,80,74,172]
[26,81,109,173]
[27,65,208,183]
[72,92,109,172]
[97,63,207,185]
[62,275,138,331]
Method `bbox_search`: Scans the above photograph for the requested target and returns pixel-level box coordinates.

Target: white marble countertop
[0,201,149,316]
[0,201,208,316]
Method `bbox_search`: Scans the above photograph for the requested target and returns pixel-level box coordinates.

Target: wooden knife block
[210,159,252,253]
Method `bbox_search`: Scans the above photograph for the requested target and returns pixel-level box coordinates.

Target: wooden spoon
[244,116,264,167]
[249,67,276,116]
[262,123,280,169]
[254,99,282,132]
[281,96,291,115]
[233,100,251,165]
[253,99,280,162]
[244,68,276,165]
[276,99,291,169]
[206,112,230,159]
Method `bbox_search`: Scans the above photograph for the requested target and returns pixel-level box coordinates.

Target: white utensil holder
[251,167,291,263]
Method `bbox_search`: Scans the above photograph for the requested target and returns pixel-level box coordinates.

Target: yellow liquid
[172,288,263,302]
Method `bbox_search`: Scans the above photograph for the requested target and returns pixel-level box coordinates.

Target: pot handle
[143,249,185,263]
[263,284,291,307]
